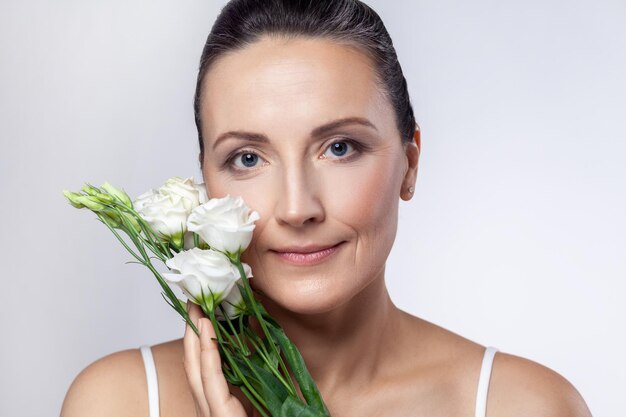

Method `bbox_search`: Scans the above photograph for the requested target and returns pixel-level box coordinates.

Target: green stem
[210,315,268,411]
[219,308,249,355]
[240,386,270,417]
[117,211,150,261]
[96,215,143,263]
[95,205,198,335]
[111,206,166,262]
[116,203,172,259]
[139,235,168,262]
[223,350,267,410]
[232,255,298,397]
[244,328,297,397]
[211,316,278,406]
[143,255,198,335]
[214,318,245,356]
[244,327,271,360]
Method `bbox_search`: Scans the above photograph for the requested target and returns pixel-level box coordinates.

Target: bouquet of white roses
[63,177,330,417]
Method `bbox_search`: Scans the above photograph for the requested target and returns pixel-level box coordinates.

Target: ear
[400,124,420,201]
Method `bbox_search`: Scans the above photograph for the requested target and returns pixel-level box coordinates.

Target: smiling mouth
[270,242,345,266]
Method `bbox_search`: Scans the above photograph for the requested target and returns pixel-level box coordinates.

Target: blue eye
[323,140,355,159]
[231,151,263,169]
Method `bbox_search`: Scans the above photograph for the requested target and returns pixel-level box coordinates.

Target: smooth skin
[61,36,593,417]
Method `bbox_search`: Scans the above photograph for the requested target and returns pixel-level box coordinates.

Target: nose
[273,162,325,227]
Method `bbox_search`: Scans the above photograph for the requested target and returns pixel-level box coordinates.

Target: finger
[199,317,235,413]
[187,299,204,328]
[183,301,211,416]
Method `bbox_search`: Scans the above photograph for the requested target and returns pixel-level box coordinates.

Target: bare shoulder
[398,313,593,417]
[488,351,593,417]
[60,347,148,417]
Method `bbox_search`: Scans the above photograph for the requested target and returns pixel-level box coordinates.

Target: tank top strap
[140,345,161,417]
[475,346,499,417]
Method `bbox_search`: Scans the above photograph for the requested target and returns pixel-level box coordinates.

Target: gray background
[1,0,624,416]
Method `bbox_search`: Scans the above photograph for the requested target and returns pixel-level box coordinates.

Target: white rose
[215,283,247,320]
[193,181,209,205]
[134,177,207,246]
[160,176,206,207]
[163,247,252,312]
[134,189,188,242]
[187,195,260,255]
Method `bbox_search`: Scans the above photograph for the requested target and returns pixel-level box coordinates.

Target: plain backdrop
[0,0,624,416]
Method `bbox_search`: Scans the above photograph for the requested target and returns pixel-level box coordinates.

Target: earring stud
[408,186,414,194]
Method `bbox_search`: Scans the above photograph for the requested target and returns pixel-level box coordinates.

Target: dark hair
[194,0,416,162]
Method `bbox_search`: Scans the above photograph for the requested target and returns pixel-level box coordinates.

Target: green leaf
[232,355,290,416]
[222,361,243,385]
[268,325,330,415]
[279,396,327,417]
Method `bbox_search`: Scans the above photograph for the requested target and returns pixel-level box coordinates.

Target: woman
[61,1,592,416]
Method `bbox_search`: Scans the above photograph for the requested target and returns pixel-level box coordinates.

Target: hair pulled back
[194,0,416,159]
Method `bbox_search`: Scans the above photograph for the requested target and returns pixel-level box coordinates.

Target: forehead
[200,36,393,142]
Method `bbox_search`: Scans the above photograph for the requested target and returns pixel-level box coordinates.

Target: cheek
[203,166,273,213]
[324,155,402,243]
[307,155,402,298]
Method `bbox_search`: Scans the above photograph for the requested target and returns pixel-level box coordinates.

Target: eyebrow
[211,116,378,151]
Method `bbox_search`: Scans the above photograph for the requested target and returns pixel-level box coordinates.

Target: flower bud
[75,195,106,211]
[101,181,133,208]
[81,184,102,197]
[99,211,122,229]
[63,190,85,208]
[94,193,115,204]
[169,231,185,251]
[216,283,247,320]
[121,212,142,233]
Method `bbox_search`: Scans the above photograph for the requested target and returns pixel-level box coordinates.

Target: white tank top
[139,344,499,417]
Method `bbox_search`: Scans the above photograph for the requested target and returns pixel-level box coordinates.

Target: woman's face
[199,36,418,315]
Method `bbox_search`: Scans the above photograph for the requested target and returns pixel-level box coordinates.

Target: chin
[255,279,354,316]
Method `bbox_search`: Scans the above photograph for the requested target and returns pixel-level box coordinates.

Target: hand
[183,301,247,417]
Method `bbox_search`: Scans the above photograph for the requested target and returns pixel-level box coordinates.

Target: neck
[256,271,403,392]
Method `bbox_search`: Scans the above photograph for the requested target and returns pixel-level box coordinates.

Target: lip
[270,242,344,266]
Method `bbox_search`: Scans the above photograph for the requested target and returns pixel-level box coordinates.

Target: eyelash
[223,138,367,173]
